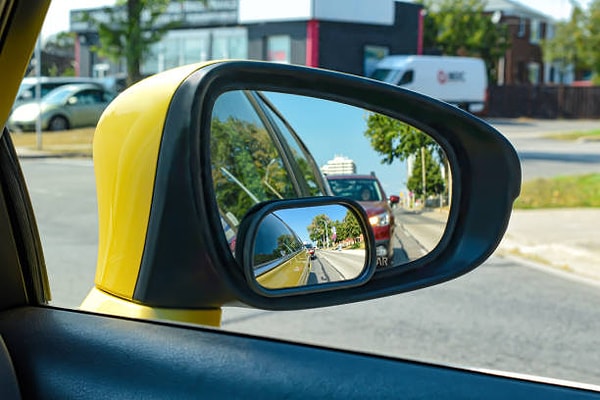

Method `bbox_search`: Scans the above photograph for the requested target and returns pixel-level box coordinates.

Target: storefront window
[266,35,291,63]
[364,45,389,77]
[142,28,247,75]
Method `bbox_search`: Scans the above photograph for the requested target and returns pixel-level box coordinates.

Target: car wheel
[48,115,69,131]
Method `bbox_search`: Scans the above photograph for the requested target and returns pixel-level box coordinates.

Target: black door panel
[0,307,598,399]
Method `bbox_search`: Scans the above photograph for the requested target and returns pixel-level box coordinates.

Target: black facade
[247,2,421,76]
[247,22,308,66]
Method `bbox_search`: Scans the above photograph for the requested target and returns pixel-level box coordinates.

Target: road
[17,119,600,386]
[488,118,600,180]
[309,249,366,284]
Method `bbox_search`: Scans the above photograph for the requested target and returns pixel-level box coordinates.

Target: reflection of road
[389,208,448,266]
[307,250,366,284]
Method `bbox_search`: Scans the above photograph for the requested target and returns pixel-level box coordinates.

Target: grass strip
[514,173,600,208]
[546,129,600,141]
[9,128,95,156]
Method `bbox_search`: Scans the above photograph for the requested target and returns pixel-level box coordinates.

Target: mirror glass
[250,204,367,290]
[210,90,450,272]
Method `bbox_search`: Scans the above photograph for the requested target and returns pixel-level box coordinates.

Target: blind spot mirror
[236,199,376,296]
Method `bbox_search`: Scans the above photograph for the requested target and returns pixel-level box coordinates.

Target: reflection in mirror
[210,90,450,271]
[251,205,367,290]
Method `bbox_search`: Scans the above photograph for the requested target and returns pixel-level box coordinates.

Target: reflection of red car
[326,174,399,260]
[304,243,316,259]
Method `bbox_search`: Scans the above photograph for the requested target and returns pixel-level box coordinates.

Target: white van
[370,55,487,113]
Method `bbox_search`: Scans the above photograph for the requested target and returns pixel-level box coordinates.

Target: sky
[263,92,411,198]
[41,0,592,40]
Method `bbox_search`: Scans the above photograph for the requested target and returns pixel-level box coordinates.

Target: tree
[542,5,589,83]
[41,32,76,76]
[586,0,600,83]
[82,0,194,86]
[418,0,509,84]
[407,147,445,199]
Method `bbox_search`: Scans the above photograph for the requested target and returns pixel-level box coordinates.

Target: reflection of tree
[308,214,333,248]
[364,113,449,201]
[407,147,445,197]
[339,210,362,241]
[276,234,300,255]
[254,233,300,265]
[211,117,296,224]
[307,211,361,248]
[296,157,323,197]
[364,113,443,163]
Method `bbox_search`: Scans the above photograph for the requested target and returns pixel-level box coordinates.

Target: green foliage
[307,211,363,248]
[211,116,296,224]
[407,147,445,197]
[364,113,448,199]
[587,0,600,83]
[81,0,190,86]
[514,174,600,209]
[43,31,76,55]
[543,6,589,83]
[543,0,600,83]
[340,211,362,241]
[418,0,508,84]
[545,129,600,141]
[308,214,334,248]
[41,31,76,76]
[364,113,437,164]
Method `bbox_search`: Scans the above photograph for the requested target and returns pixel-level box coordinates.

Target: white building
[321,155,356,176]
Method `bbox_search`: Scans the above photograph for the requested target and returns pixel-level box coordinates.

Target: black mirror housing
[88,60,520,313]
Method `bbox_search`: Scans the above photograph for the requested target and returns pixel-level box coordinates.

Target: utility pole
[421,146,426,207]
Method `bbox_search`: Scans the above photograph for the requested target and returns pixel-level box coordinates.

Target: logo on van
[437,70,465,84]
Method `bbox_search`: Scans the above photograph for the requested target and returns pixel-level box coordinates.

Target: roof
[484,0,556,21]
[420,0,555,22]
[326,174,380,180]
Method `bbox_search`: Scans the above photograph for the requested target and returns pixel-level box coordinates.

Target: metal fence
[487,85,600,119]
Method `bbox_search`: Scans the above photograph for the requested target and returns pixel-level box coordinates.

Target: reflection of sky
[264,92,408,196]
[274,205,348,244]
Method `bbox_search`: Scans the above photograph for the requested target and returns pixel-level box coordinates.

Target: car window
[254,92,325,197]
[74,89,103,105]
[43,86,74,104]
[210,90,297,228]
[253,213,303,267]
[102,91,114,102]
[327,178,384,202]
[398,69,414,85]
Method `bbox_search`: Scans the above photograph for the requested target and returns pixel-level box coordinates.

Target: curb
[16,148,92,159]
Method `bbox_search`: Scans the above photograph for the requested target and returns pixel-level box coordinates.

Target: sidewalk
[414,207,600,282]
[15,146,91,159]
[497,208,600,282]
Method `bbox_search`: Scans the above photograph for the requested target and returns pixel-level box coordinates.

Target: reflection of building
[321,155,356,176]
[70,0,421,80]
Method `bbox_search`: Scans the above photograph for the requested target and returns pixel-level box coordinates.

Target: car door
[66,88,111,128]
